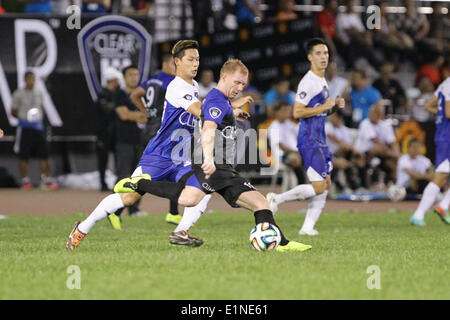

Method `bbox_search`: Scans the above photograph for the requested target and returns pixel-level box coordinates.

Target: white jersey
[354,118,396,153]
[325,121,353,154]
[396,154,432,188]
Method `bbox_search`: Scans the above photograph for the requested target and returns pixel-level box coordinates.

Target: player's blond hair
[171,40,199,59]
[220,59,249,78]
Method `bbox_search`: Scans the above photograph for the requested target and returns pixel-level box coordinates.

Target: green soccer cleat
[276,240,312,252]
[410,216,426,227]
[108,213,122,230]
[433,206,450,225]
[113,174,151,193]
[165,212,182,225]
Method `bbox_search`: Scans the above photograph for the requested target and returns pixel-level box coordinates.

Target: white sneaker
[266,192,278,214]
[299,229,319,236]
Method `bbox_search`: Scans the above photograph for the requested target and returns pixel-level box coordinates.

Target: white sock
[413,182,441,220]
[301,190,328,231]
[274,184,316,205]
[174,194,212,233]
[78,193,124,234]
[438,188,450,211]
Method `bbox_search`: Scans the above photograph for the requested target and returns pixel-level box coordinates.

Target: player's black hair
[305,38,327,54]
[122,64,138,76]
[171,40,199,60]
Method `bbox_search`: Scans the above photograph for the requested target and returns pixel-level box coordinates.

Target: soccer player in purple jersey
[266,38,345,236]
[410,77,450,226]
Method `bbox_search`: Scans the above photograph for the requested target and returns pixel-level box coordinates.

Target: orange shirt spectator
[315,9,336,39]
[416,55,444,87]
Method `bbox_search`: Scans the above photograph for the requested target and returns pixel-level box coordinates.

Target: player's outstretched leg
[434,188,450,224]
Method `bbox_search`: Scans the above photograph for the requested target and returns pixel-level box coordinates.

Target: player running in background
[66,40,213,250]
[266,38,345,236]
[410,77,450,226]
[115,59,312,252]
[129,53,182,226]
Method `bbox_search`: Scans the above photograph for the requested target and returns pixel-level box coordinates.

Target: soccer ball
[249,222,281,251]
[387,185,406,202]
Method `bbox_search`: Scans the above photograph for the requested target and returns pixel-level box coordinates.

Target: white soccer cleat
[299,229,319,236]
[266,192,278,214]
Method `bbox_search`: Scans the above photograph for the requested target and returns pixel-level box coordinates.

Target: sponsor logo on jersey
[184,94,193,101]
[202,182,215,192]
[178,111,198,128]
[209,107,222,119]
[221,125,237,139]
[299,91,307,99]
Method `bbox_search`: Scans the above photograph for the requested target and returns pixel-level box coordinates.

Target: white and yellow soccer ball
[249,222,281,251]
[387,185,407,202]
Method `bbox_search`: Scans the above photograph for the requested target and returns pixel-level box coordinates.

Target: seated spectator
[326,61,349,99]
[335,0,381,70]
[372,61,407,115]
[21,0,52,13]
[275,0,298,22]
[315,0,338,58]
[396,138,433,194]
[198,69,217,100]
[82,0,110,13]
[121,0,153,15]
[213,0,238,31]
[348,70,382,126]
[263,77,295,118]
[236,0,262,25]
[354,104,400,186]
[408,77,435,122]
[325,110,364,192]
[415,53,444,88]
[268,102,301,170]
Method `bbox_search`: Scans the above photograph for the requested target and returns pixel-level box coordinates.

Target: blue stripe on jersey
[142,100,197,163]
[435,91,450,143]
[297,90,328,149]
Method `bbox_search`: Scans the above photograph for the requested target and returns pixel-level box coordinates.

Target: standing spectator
[372,61,407,115]
[11,71,58,190]
[326,60,349,99]
[275,0,298,22]
[121,0,153,15]
[415,53,445,88]
[263,77,296,118]
[198,69,217,100]
[409,76,435,122]
[348,70,382,126]
[236,0,262,25]
[315,0,338,58]
[335,0,381,70]
[396,138,433,194]
[82,0,110,13]
[20,0,51,13]
[113,65,147,216]
[96,67,121,191]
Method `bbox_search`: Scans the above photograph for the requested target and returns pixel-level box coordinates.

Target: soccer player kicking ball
[410,77,450,226]
[115,59,312,252]
[266,38,345,236]
[67,40,213,250]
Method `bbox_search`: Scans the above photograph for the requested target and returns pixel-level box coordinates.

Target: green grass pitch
[0,211,448,299]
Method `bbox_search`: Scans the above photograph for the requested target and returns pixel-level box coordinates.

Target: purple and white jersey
[434,77,450,143]
[140,76,200,165]
[296,70,329,150]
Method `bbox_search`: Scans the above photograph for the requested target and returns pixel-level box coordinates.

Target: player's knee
[120,192,141,206]
[433,173,448,188]
[178,195,201,207]
[312,181,327,194]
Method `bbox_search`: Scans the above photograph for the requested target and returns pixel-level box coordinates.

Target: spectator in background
[236,0,262,25]
[325,110,363,192]
[335,0,381,70]
[348,70,382,126]
[121,0,153,15]
[113,65,147,216]
[82,0,110,13]
[354,104,400,186]
[315,0,338,58]
[198,69,217,100]
[396,138,433,195]
[427,1,449,53]
[51,0,76,14]
[372,61,407,115]
[415,53,444,88]
[0,1,5,14]
[11,71,59,190]
[275,0,298,22]
[95,67,121,191]
[326,60,349,99]
[20,0,51,13]
[0,129,4,139]
[409,76,435,122]
[263,77,295,118]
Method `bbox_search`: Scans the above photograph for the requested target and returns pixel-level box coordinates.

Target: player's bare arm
[233,108,250,121]
[327,96,345,115]
[186,101,202,118]
[115,106,147,124]
[130,86,147,115]
[293,98,334,119]
[424,95,438,114]
[446,100,450,118]
[201,120,217,179]
[231,95,254,109]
